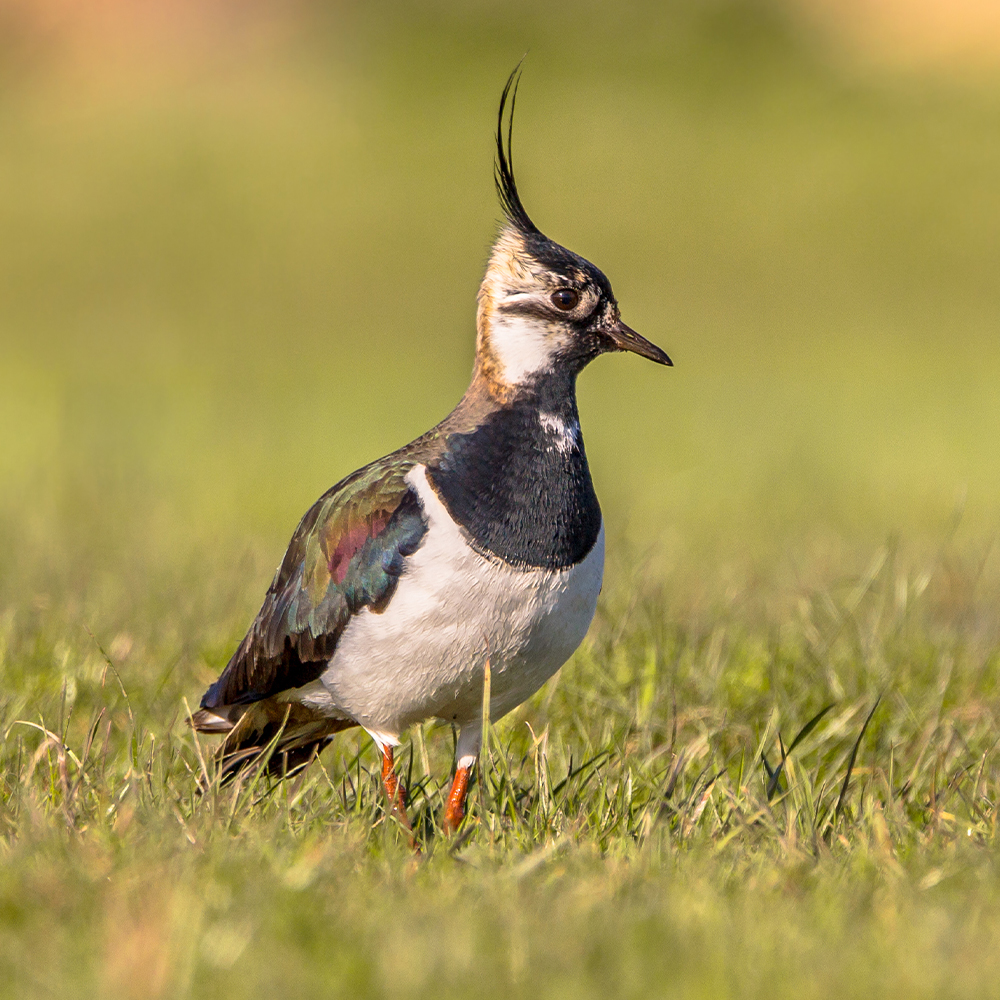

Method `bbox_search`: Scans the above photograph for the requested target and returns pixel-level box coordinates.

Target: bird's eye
[551,288,580,311]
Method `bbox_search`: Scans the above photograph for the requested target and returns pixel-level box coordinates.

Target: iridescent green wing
[201,457,427,710]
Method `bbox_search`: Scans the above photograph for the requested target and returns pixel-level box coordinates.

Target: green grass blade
[836,696,882,818]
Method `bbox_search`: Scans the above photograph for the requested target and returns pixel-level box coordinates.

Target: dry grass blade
[85,625,134,726]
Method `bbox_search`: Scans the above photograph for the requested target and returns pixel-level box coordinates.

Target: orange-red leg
[443,764,471,834]
[380,746,413,834]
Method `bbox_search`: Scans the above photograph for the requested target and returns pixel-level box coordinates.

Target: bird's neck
[464,353,581,419]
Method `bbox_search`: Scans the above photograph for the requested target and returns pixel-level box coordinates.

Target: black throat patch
[427,384,602,570]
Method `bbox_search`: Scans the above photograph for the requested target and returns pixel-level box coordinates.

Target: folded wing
[199,459,428,716]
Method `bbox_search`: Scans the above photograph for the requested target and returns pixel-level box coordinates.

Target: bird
[190,68,672,837]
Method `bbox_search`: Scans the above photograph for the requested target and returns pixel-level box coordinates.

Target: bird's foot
[443,764,471,835]
[380,747,418,850]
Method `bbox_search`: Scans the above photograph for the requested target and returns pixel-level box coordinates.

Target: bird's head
[475,70,672,394]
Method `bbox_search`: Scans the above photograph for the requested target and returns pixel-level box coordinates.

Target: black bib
[428,392,602,571]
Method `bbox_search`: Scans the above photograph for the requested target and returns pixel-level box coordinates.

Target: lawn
[3,3,1000,997]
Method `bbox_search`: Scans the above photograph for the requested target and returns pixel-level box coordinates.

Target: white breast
[315,463,604,743]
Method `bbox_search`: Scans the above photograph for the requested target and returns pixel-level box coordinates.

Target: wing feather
[200,461,427,710]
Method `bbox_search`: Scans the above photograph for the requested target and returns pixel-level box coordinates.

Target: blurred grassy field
[3,2,1000,997]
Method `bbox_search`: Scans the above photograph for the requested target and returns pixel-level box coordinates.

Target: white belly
[315,464,604,741]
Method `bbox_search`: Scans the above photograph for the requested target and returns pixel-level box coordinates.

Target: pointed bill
[607,319,673,366]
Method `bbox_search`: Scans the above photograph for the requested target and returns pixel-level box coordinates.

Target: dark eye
[551,288,580,311]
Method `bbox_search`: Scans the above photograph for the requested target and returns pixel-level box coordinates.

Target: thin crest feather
[495,64,540,236]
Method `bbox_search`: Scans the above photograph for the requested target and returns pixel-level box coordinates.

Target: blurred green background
[1,0,999,688]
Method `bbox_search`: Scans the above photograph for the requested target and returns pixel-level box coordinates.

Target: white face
[488,310,569,384]
[485,285,602,385]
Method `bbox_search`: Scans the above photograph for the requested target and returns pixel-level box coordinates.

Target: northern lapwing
[191,69,672,836]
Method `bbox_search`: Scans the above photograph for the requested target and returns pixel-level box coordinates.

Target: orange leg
[380,746,413,834]
[443,764,471,834]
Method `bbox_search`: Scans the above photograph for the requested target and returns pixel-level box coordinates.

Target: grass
[5,537,1000,998]
[4,2,1000,996]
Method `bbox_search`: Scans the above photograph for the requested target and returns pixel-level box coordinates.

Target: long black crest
[495,65,541,236]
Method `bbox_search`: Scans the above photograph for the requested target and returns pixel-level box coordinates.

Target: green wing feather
[200,457,427,710]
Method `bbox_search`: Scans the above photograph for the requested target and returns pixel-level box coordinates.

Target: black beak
[606,318,673,366]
